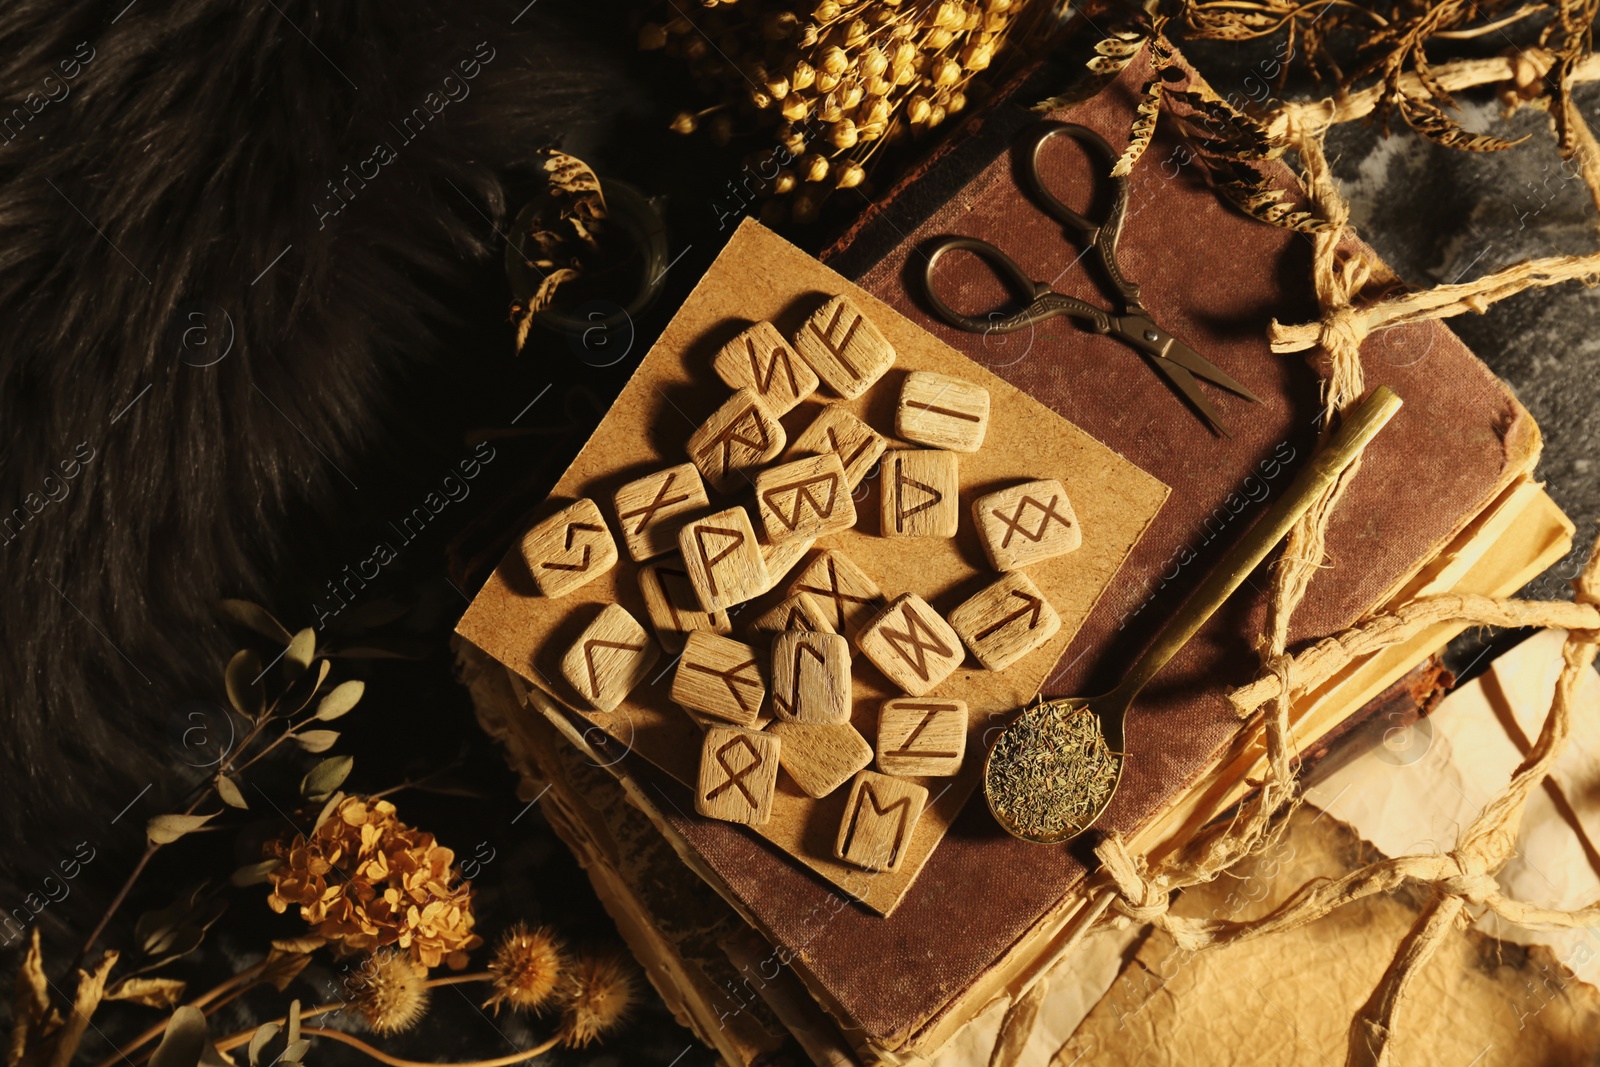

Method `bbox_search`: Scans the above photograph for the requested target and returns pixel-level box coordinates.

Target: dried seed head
[932,55,961,86]
[820,46,850,75]
[948,90,967,114]
[558,953,636,1048]
[749,86,774,109]
[797,21,820,46]
[932,0,962,27]
[351,951,430,1036]
[669,110,699,135]
[927,102,947,127]
[843,18,868,46]
[638,22,668,49]
[857,119,886,141]
[761,10,799,39]
[859,46,888,79]
[924,27,953,49]
[817,92,843,122]
[906,94,932,124]
[813,0,840,19]
[863,74,892,97]
[792,60,817,90]
[985,9,1009,31]
[815,69,842,92]
[485,923,567,1014]
[891,40,916,68]
[838,81,864,109]
[960,40,992,71]
[800,151,830,182]
[860,95,891,126]
[961,4,983,31]
[773,167,797,195]
[836,162,865,188]
[778,123,807,154]
[766,75,790,100]
[828,118,859,149]
[791,187,825,224]
[781,94,810,120]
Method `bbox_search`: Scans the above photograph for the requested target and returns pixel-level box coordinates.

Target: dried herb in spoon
[986,700,1120,841]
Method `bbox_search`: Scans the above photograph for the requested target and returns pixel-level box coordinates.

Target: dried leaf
[314,680,364,721]
[10,930,61,1067]
[300,755,353,799]
[261,945,316,993]
[1113,76,1165,177]
[283,629,316,675]
[215,776,247,810]
[529,267,580,315]
[216,600,291,643]
[105,977,188,1010]
[269,936,326,954]
[1087,30,1148,75]
[146,812,216,846]
[148,1007,211,1067]
[545,151,604,200]
[279,658,331,716]
[312,791,346,833]
[246,1023,279,1067]
[229,860,279,887]
[1211,160,1333,233]
[294,730,340,754]
[224,651,264,719]
[47,952,117,1067]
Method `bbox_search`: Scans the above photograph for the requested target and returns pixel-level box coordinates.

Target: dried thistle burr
[642,0,1024,219]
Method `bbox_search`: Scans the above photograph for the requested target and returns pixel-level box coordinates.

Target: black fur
[0,0,625,922]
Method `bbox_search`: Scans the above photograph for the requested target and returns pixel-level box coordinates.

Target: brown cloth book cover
[565,48,1539,1050]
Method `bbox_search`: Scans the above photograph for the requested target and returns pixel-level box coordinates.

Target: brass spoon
[983,386,1404,843]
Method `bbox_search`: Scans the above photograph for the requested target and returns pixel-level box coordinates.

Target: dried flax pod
[639,0,1021,221]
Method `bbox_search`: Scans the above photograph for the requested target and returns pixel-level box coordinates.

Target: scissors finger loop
[923,236,1050,334]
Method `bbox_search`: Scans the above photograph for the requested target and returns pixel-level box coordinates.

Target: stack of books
[454,45,1572,1066]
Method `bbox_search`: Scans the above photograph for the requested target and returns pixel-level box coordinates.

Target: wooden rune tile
[670,631,767,727]
[519,499,618,598]
[879,449,960,539]
[559,603,659,713]
[896,371,990,453]
[786,549,883,635]
[876,697,968,777]
[752,536,816,598]
[792,294,895,399]
[611,463,710,562]
[696,725,781,826]
[636,559,732,653]
[768,720,873,799]
[755,453,856,544]
[770,630,851,724]
[678,507,771,612]
[947,571,1062,671]
[855,593,964,696]
[972,478,1083,572]
[785,404,887,490]
[686,388,786,493]
[712,321,819,416]
[747,591,837,638]
[834,770,929,872]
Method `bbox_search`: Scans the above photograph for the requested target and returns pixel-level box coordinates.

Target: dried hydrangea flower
[264,795,483,970]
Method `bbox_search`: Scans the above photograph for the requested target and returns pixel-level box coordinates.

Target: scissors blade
[1157,336,1263,404]
[1145,352,1231,437]
[1113,317,1263,404]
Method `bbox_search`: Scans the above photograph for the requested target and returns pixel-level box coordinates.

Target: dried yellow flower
[670,110,700,135]
[484,923,566,1015]
[836,162,865,188]
[859,46,888,78]
[791,60,817,89]
[961,40,992,71]
[828,119,859,149]
[350,950,430,1035]
[800,151,830,182]
[559,954,637,1048]
[932,55,961,87]
[906,94,932,124]
[819,45,850,75]
[264,796,482,970]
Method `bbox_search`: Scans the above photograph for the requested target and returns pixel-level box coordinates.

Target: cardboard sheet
[456,220,1169,913]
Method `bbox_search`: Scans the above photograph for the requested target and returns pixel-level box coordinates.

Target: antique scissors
[921,121,1261,437]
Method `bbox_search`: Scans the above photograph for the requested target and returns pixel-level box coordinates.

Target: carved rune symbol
[692,524,746,597]
[904,400,980,423]
[890,455,943,533]
[746,336,803,397]
[618,472,689,534]
[580,637,645,698]
[772,641,828,718]
[795,557,874,629]
[841,781,914,868]
[807,301,864,377]
[540,522,604,571]
[657,568,701,629]
[824,426,873,471]
[704,734,763,807]
[761,472,841,530]
[880,604,954,681]
[974,591,1045,641]
[685,657,763,713]
[883,703,960,759]
[696,406,770,477]
[992,495,1073,548]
